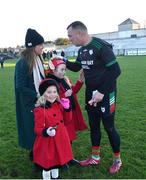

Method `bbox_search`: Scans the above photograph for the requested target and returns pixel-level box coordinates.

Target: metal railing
[113,48,146,56]
[65,48,146,57]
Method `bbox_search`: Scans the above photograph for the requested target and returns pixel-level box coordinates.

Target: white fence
[64,48,146,57]
[113,48,146,56]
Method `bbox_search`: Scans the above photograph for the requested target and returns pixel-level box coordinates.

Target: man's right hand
[88,90,104,106]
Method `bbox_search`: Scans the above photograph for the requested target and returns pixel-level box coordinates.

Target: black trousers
[85,88,120,153]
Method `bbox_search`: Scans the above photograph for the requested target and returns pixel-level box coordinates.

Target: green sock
[91,146,100,160]
[114,152,121,161]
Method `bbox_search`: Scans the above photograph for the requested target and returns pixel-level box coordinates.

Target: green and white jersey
[76,37,117,88]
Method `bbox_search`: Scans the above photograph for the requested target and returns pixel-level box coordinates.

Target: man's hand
[88,90,104,106]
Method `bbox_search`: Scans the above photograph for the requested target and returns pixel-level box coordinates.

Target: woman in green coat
[14,28,45,154]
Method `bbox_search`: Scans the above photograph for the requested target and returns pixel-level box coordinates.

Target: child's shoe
[68,159,80,166]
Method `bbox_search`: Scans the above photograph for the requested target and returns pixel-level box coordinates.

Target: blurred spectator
[0,57,4,68]
[61,50,65,57]
[53,50,57,55]
[42,51,47,59]
[49,51,53,58]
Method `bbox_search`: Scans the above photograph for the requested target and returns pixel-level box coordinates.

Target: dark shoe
[29,150,33,161]
[33,163,42,172]
[60,164,69,170]
[68,159,80,166]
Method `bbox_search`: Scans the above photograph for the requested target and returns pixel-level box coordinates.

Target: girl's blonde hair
[35,93,60,107]
[35,95,46,107]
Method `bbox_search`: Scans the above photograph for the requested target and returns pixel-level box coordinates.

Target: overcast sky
[0,0,146,47]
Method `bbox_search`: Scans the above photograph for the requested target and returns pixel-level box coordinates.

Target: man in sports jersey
[66,21,122,174]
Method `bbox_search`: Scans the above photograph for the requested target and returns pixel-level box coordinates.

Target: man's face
[67,27,82,46]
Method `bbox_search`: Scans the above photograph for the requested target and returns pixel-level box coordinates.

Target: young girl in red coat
[46,56,88,165]
[33,78,73,179]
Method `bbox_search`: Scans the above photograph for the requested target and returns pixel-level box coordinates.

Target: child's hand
[60,98,70,109]
[47,127,56,137]
[78,70,84,82]
[65,89,72,97]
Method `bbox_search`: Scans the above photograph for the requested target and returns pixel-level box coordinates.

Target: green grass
[0,56,146,179]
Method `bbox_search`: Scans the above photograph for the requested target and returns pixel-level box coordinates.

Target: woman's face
[44,85,58,103]
[34,44,44,55]
[53,64,66,79]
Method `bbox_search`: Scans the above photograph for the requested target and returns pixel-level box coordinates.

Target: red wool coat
[33,102,73,169]
[59,80,88,141]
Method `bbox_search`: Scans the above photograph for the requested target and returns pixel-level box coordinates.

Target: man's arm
[97,62,121,94]
[66,60,82,72]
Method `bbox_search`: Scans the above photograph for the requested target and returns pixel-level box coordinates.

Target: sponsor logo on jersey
[89,49,93,55]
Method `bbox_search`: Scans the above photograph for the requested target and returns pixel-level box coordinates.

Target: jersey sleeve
[97,62,121,94]
[100,44,117,67]
[94,43,121,93]
[66,50,82,72]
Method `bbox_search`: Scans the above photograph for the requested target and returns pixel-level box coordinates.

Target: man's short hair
[67,21,87,31]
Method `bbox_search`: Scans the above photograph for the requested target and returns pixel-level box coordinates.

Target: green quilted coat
[14,58,37,150]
